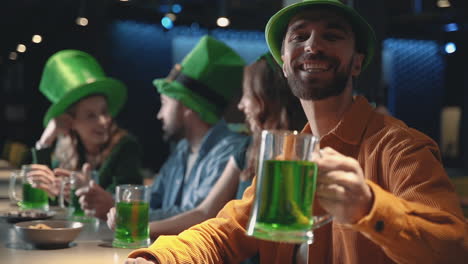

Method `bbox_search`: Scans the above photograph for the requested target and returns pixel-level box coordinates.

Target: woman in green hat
[26,50,143,219]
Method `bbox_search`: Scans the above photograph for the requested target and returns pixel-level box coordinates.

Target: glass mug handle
[8,170,21,205]
[308,147,333,233]
[59,176,70,208]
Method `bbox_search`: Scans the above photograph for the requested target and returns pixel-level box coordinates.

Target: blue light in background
[190,23,200,30]
[161,17,174,29]
[445,42,456,54]
[172,4,182,14]
[158,4,170,13]
[444,23,459,32]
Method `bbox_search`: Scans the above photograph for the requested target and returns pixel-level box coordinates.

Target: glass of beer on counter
[112,184,150,249]
[246,130,332,244]
[59,171,94,222]
[9,165,49,210]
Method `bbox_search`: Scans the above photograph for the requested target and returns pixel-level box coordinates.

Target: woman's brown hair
[241,53,307,180]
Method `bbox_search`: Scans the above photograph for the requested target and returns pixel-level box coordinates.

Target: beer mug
[9,165,49,210]
[112,184,150,248]
[246,130,332,244]
[59,171,93,220]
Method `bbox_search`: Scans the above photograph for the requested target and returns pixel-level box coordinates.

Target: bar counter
[0,171,135,264]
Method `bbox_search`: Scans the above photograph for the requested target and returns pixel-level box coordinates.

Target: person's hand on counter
[77,180,114,220]
[106,207,116,230]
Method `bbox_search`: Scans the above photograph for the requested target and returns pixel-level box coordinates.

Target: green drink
[258,160,317,228]
[112,201,150,248]
[21,183,49,210]
[70,188,84,216]
[61,172,93,222]
[253,160,318,242]
[247,130,331,244]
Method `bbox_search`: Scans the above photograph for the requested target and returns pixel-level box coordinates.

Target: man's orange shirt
[130,96,468,263]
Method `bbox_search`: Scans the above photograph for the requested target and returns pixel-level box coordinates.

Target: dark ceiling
[0,0,467,64]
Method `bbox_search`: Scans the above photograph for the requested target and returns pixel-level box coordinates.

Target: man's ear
[351,53,365,77]
[182,106,194,118]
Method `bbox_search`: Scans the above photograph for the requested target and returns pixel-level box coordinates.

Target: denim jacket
[150,120,247,220]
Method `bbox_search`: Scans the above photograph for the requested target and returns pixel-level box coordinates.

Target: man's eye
[291,34,307,42]
[323,33,343,41]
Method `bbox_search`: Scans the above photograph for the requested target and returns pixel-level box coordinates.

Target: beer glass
[9,165,49,210]
[246,130,332,244]
[112,184,150,249]
[59,171,93,221]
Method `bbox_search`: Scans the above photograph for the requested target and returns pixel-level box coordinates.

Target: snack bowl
[14,220,83,248]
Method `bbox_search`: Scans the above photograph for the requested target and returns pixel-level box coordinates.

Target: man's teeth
[304,64,329,73]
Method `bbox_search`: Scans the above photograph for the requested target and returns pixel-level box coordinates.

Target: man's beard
[162,125,184,142]
[287,56,353,100]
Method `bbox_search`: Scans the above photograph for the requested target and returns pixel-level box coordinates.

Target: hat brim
[153,78,221,124]
[43,78,127,127]
[265,0,376,70]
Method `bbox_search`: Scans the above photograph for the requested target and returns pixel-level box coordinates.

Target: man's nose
[156,109,162,120]
[237,99,244,111]
[304,32,321,54]
[98,115,109,125]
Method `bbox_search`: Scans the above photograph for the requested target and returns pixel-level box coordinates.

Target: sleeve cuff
[350,180,409,242]
[128,248,161,263]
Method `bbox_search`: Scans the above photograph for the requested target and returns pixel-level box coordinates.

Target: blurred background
[0,0,468,183]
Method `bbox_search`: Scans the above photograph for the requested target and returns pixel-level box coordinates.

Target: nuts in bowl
[15,220,83,248]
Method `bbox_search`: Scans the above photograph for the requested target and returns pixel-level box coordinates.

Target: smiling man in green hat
[121,35,247,222]
[125,1,467,263]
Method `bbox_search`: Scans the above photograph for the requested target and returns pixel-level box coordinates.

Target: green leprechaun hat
[265,0,376,71]
[39,49,127,127]
[153,35,245,124]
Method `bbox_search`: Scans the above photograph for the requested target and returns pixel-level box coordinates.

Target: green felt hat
[265,0,376,70]
[39,50,127,127]
[153,35,245,124]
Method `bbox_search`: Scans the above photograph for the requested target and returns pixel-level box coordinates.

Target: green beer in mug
[21,182,49,209]
[70,187,84,216]
[112,184,150,248]
[114,201,149,245]
[256,160,318,232]
[9,165,49,210]
[247,130,332,244]
[58,171,92,221]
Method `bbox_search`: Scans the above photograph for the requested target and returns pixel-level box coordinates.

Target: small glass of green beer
[246,130,332,244]
[9,165,49,210]
[59,171,93,221]
[112,184,150,249]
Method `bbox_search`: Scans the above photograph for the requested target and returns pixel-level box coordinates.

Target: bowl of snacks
[14,220,83,248]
